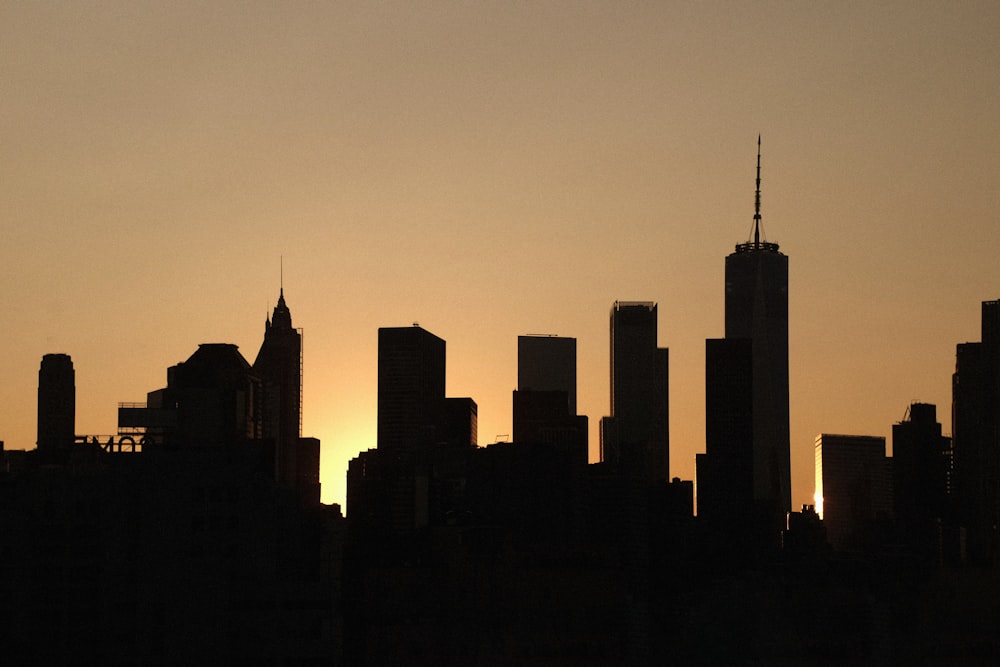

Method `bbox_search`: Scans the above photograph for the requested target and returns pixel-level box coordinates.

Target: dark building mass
[4,143,1000,663]
[600,301,669,482]
[2,291,344,664]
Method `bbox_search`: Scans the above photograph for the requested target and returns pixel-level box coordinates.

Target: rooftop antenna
[280,255,284,297]
[753,134,762,248]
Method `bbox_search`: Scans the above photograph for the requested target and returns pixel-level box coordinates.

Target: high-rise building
[952,299,1000,566]
[513,335,587,462]
[814,434,893,553]
[377,325,447,451]
[351,325,474,528]
[696,338,753,527]
[253,288,305,493]
[601,301,669,481]
[518,335,577,414]
[37,353,75,452]
[724,137,791,535]
[892,402,952,561]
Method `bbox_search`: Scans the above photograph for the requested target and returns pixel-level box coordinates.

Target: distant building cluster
[3,145,1000,662]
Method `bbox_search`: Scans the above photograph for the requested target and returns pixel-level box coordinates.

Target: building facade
[723,138,791,539]
[376,326,447,451]
[601,301,669,481]
[951,299,1000,566]
[37,353,75,454]
[815,434,893,553]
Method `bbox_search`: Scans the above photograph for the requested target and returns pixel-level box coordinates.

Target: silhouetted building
[37,353,75,453]
[116,294,321,508]
[600,301,669,481]
[952,298,1000,566]
[517,334,577,414]
[815,434,893,554]
[893,402,953,563]
[782,504,829,562]
[443,396,478,448]
[4,327,342,663]
[377,325,447,451]
[697,338,754,537]
[350,326,475,532]
[253,288,316,504]
[723,138,791,546]
[125,343,263,448]
[513,335,587,464]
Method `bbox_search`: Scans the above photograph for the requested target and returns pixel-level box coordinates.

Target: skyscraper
[37,353,75,453]
[696,338,753,527]
[814,434,893,553]
[377,325,447,451]
[517,335,577,415]
[951,299,1000,566]
[601,301,669,481]
[892,402,952,561]
[724,137,790,535]
[253,288,304,491]
[513,335,587,462]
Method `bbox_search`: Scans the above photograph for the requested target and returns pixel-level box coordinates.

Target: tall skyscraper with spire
[253,285,307,497]
[723,137,791,540]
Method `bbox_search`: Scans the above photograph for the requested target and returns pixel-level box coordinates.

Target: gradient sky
[3,2,999,510]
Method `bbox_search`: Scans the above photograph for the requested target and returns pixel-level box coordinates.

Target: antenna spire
[754,135,762,248]
[280,256,284,298]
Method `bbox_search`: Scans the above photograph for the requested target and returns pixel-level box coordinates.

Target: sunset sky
[3,2,998,510]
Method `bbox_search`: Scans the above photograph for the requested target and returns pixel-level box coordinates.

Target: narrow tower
[37,353,75,453]
[724,137,791,542]
[253,286,303,490]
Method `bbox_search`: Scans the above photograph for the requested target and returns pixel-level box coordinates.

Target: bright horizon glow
[3,3,999,511]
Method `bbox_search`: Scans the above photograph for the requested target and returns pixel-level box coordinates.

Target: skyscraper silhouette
[952,299,1000,566]
[724,137,790,539]
[37,353,75,453]
[253,288,307,496]
[513,335,587,463]
[517,334,577,415]
[697,338,753,531]
[814,434,893,554]
[892,402,952,562]
[376,325,447,451]
[601,301,669,481]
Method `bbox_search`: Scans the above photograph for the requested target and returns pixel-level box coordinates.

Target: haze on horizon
[2,2,999,509]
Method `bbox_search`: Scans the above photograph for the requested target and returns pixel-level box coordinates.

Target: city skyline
[3,2,999,510]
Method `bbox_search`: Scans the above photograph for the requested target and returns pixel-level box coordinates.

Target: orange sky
[3,2,999,510]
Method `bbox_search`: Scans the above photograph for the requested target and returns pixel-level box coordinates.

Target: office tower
[136,343,262,447]
[724,137,790,534]
[952,299,1000,566]
[892,402,951,560]
[513,335,587,462]
[253,288,304,492]
[443,397,478,448]
[352,325,475,531]
[518,335,577,414]
[696,338,753,527]
[37,353,75,452]
[814,434,893,553]
[377,325,447,451]
[601,301,669,481]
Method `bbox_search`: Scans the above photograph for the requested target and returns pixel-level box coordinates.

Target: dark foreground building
[952,298,1000,566]
[1,292,345,664]
[723,138,791,547]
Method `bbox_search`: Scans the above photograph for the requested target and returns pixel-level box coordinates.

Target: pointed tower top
[267,260,292,331]
[735,135,779,254]
[754,135,762,247]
